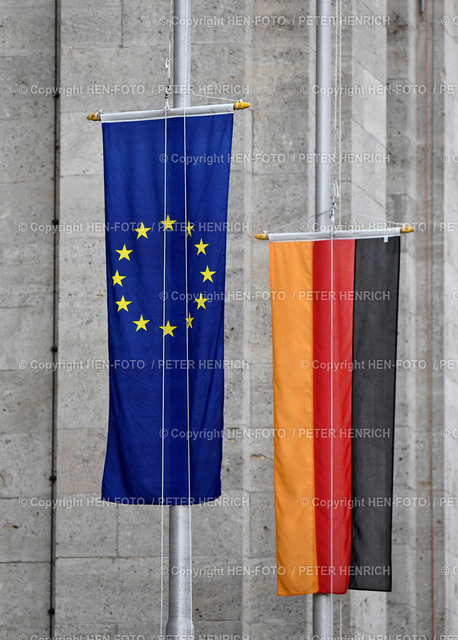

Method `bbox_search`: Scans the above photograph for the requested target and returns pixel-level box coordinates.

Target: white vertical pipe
[166,1,193,639]
[173,0,191,109]
[313,593,333,640]
[166,507,193,638]
[315,0,333,230]
[314,1,333,639]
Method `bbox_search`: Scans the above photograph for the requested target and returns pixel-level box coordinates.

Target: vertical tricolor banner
[270,235,400,595]
[101,113,233,505]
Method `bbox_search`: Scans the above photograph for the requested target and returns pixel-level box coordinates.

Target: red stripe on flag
[313,239,355,593]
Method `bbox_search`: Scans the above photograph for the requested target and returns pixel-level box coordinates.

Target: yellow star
[161,215,177,231]
[135,222,151,239]
[186,222,194,237]
[201,266,216,283]
[115,296,132,312]
[195,238,209,255]
[186,313,194,328]
[159,320,177,337]
[195,294,208,310]
[133,315,150,331]
[112,270,126,287]
[116,244,133,261]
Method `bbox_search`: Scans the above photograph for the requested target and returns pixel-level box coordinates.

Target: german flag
[269,236,400,595]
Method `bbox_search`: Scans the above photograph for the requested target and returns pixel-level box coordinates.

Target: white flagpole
[314,1,333,639]
[166,1,194,639]
[315,0,333,231]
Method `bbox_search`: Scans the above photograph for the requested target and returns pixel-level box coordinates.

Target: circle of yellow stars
[112,218,215,336]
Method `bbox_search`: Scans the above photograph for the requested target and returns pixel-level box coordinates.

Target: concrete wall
[1,1,457,638]
[0,1,55,638]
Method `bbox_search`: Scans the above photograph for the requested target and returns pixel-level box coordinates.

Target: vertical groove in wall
[241,1,253,632]
[49,0,61,634]
[120,0,124,48]
[424,0,435,633]
[429,0,435,633]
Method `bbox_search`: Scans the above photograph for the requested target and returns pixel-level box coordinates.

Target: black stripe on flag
[350,236,401,591]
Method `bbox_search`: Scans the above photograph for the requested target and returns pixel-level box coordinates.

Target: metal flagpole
[166,1,194,639]
[315,0,332,231]
[314,0,333,639]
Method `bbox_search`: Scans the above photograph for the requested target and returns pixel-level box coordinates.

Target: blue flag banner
[101,113,234,504]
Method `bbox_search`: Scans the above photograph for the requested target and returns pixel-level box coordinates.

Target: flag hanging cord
[182,0,194,627]
[329,0,343,606]
[330,209,335,605]
[424,0,436,632]
[160,94,169,640]
[160,3,174,636]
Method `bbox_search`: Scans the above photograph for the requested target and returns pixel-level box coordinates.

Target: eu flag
[101,113,234,504]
